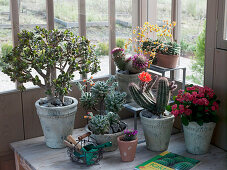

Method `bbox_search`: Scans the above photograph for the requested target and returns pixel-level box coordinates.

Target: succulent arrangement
[129,71,177,117]
[75,76,127,135]
[2,26,100,106]
[122,129,138,141]
[111,48,148,74]
[159,42,181,56]
[87,112,127,135]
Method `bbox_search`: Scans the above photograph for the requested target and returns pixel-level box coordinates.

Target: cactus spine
[129,76,176,116]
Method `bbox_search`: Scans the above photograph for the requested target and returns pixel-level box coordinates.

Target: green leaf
[181,115,189,126]
[197,120,203,126]
[166,105,171,112]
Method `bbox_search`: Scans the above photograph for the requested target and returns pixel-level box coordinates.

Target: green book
[135,151,200,170]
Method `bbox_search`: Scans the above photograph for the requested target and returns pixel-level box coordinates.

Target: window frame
[217,0,227,50]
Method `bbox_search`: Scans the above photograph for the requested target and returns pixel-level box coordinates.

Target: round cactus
[127,54,148,74]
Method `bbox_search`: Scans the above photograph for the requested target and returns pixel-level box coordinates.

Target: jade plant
[129,71,177,117]
[2,26,100,106]
[111,48,148,74]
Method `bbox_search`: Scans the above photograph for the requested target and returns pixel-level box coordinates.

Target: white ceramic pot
[140,110,174,151]
[35,96,78,149]
[85,125,124,152]
[116,71,140,103]
[183,122,216,155]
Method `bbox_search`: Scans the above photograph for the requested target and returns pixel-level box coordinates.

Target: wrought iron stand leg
[134,111,137,130]
[182,68,186,90]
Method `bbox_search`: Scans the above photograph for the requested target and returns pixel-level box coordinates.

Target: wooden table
[11,129,227,170]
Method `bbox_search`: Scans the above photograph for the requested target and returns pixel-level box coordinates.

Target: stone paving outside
[0,56,193,93]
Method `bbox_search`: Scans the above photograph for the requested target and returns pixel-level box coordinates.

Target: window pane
[116,0,132,55]
[224,0,227,40]
[179,0,207,85]
[0,0,16,92]
[157,0,172,22]
[19,0,46,88]
[54,0,80,80]
[86,0,109,78]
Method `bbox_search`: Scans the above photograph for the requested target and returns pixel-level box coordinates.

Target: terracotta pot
[117,135,138,162]
[156,53,179,68]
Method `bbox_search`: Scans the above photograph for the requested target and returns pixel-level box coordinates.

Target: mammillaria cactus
[129,72,177,116]
[127,54,148,74]
[111,48,148,74]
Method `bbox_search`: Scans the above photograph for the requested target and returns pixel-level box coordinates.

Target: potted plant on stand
[167,85,220,154]
[75,76,127,151]
[129,71,177,151]
[111,48,148,102]
[117,129,138,162]
[2,27,100,148]
[125,21,181,68]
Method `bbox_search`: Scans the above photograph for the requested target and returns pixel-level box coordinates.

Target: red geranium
[138,71,152,83]
[167,85,220,126]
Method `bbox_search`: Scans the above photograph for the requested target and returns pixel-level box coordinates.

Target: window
[217,0,227,49]
[179,0,207,85]
[54,0,80,80]
[0,0,15,92]
[86,0,109,78]
[157,0,171,22]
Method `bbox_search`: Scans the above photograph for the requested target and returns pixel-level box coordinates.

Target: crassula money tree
[2,26,100,106]
[129,71,177,117]
[167,85,220,126]
[111,48,148,74]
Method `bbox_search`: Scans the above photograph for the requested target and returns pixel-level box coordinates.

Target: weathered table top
[10,120,227,170]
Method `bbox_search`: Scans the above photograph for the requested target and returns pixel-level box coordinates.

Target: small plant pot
[183,122,216,155]
[117,135,138,162]
[85,125,125,152]
[35,96,78,149]
[116,71,140,103]
[140,110,174,151]
[156,54,179,68]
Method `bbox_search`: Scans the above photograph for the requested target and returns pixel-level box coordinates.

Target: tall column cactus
[129,73,177,116]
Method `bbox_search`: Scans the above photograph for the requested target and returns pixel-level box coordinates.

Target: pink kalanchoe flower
[172,104,178,110]
[185,109,192,116]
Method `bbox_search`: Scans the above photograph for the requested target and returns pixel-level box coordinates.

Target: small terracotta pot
[156,53,179,68]
[117,135,138,162]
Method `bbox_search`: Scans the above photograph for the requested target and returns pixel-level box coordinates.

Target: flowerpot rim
[85,123,127,136]
[183,121,216,127]
[117,135,138,143]
[140,110,174,121]
[35,96,78,110]
[116,70,141,76]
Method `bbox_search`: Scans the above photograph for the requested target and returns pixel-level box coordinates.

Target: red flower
[185,109,192,116]
[211,106,216,111]
[138,71,152,83]
[172,104,177,110]
[172,110,180,117]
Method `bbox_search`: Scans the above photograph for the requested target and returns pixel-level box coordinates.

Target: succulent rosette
[167,85,220,126]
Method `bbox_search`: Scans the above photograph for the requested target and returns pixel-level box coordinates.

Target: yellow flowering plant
[125,20,179,66]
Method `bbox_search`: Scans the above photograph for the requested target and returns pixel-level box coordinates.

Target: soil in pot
[183,122,216,155]
[140,110,174,151]
[117,135,138,162]
[35,96,78,149]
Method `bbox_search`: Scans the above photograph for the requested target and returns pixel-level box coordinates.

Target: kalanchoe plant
[75,76,126,114]
[2,26,100,106]
[166,85,220,126]
[129,71,177,117]
[122,129,138,141]
[111,47,148,74]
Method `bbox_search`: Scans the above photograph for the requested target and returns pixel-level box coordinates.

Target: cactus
[129,75,177,116]
[88,114,110,135]
[127,54,148,74]
[111,48,148,74]
[111,48,128,71]
[160,41,181,55]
